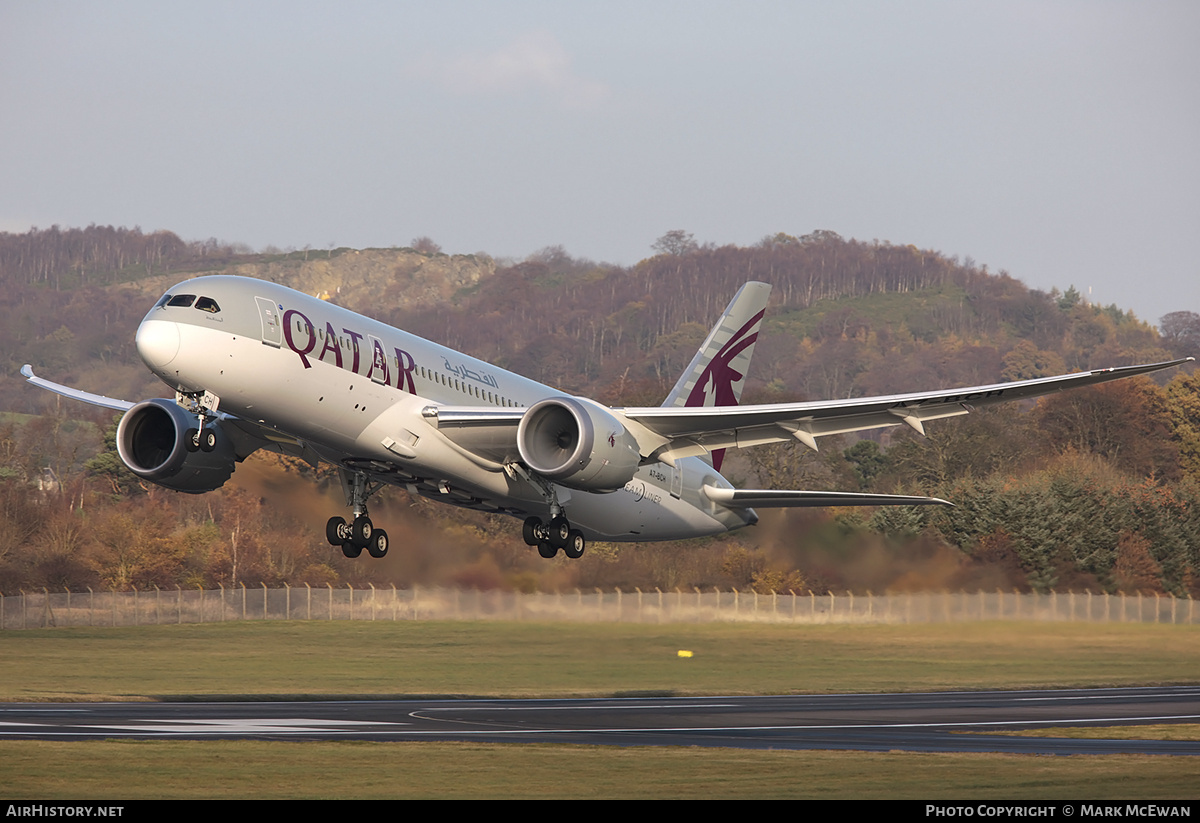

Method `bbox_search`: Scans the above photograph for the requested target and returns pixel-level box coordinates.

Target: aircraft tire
[537,541,557,559]
[367,529,389,558]
[341,541,362,558]
[185,428,200,453]
[199,429,217,452]
[326,516,347,546]
[352,515,373,546]
[564,530,585,559]
[548,516,570,549]
[522,517,541,546]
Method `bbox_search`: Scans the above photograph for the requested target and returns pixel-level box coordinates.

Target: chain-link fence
[1,586,1195,629]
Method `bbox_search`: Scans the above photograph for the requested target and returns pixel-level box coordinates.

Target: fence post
[286,583,291,620]
[327,583,333,621]
[218,583,224,622]
[262,582,268,620]
[306,583,311,621]
[175,587,180,624]
[369,584,376,621]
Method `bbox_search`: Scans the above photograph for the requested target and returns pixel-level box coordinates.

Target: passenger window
[194,297,220,313]
[167,294,196,308]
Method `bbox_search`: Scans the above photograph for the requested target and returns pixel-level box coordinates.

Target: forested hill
[2,225,1195,411]
[1,225,1197,597]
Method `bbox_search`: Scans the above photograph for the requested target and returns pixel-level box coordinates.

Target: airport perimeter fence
[0,585,1196,630]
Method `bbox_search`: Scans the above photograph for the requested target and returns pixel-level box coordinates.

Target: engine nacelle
[517,397,641,492]
[116,399,236,493]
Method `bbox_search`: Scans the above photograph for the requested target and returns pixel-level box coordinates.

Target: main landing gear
[327,470,389,559]
[326,514,389,559]
[522,515,586,560]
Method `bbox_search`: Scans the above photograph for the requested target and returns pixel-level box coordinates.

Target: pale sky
[3,1,1197,325]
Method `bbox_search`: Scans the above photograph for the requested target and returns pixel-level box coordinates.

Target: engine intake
[116,399,236,493]
[517,397,641,491]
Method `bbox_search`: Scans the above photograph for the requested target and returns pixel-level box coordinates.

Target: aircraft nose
[136,319,180,370]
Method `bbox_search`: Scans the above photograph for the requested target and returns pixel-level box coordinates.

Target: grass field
[2,620,1198,798]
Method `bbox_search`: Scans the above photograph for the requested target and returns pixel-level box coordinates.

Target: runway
[2,686,1199,754]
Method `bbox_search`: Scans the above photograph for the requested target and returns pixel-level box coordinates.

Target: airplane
[21,275,1191,561]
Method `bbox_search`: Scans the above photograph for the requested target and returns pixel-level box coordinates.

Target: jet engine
[116,399,236,493]
[517,397,641,491]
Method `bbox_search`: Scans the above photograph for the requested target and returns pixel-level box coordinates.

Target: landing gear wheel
[326,516,347,546]
[185,428,200,452]
[537,540,558,559]
[198,429,217,452]
[563,529,585,559]
[352,515,373,546]
[367,529,389,558]
[341,541,362,558]
[548,516,570,550]
[522,516,541,546]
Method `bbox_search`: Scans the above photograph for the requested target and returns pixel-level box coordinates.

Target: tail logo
[684,309,763,472]
[684,310,763,409]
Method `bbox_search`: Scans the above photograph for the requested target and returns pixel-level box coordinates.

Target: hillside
[0,226,1197,597]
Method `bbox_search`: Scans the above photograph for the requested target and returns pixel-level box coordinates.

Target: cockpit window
[167,294,196,308]
[194,296,221,313]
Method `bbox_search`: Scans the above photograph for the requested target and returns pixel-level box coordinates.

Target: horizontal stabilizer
[704,486,952,508]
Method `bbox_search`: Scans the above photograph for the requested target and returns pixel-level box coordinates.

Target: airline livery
[22,276,1191,560]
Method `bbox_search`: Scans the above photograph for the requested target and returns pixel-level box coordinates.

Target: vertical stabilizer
[662,281,771,469]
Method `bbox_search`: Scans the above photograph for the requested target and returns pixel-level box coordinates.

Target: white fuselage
[136,276,754,542]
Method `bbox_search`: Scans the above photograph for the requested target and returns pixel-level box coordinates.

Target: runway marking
[4,713,1199,738]
[1018,692,1200,702]
[412,703,738,713]
[73,718,409,734]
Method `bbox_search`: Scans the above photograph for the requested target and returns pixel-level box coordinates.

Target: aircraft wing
[703,487,951,508]
[425,358,1192,465]
[619,357,1194,462]
[21,364,320,466]
[21,365,135,412]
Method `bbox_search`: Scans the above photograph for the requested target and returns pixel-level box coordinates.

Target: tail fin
[662,281,771,469]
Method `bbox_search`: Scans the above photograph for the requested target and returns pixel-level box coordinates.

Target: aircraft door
[255,297,282,347]
[367,335,389,384]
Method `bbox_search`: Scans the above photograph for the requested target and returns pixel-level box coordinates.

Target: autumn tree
[1160,311,1200,357]
[651,230,698,256]
[1034,377,1181,480]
